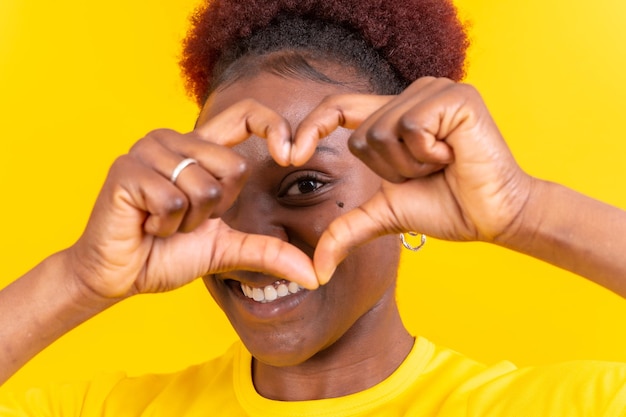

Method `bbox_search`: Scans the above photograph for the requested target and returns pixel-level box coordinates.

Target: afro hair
[180,0,470,106]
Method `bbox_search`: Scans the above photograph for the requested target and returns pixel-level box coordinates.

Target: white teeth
[240,280,304,303]
[252,287,264,302]
[277,284,289,297]
[264,286,278,301]
[288,281,300,294]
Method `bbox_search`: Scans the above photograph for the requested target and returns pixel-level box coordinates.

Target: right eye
[277,170,333,204]
[283,174,326,196]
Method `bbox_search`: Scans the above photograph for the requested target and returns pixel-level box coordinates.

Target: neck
[251,292,413,401]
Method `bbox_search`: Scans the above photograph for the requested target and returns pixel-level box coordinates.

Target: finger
[153,131,249,217]
[140,219,318,292]
[110,155,188,237]
[313,190,398,285]
[131,132,249,229]
[349,78,455,172]
[293,94,394,166]
[355,110,453,167]
[132,129,246,182]
[211,226,319,290]
[397,120,455,166]
[348,131,446,182]
[195,99,293,166]
[400,82,489,151]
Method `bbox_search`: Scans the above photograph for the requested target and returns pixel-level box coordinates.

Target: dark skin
[198,73,412,400]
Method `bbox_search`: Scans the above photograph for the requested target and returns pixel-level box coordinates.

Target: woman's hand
[67,99,318,300]
[0,99,325,384]
[294,77,534,284]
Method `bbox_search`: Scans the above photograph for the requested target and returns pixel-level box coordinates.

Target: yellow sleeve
[0,345,239,417]
[465,361,626,417]
[0,373,127,417]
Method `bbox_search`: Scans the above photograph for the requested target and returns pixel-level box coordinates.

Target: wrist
[55,247,124,316]
[62,231,142,299]
[491,176,546,250]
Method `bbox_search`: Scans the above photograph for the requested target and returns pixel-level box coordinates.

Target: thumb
[313,190,398,285]
[213,228,319,290]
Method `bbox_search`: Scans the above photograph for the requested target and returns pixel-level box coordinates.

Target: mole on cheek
[336,201,344,208]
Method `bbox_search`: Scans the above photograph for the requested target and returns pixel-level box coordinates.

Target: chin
[235,328,324,367]
[204,273,345,367]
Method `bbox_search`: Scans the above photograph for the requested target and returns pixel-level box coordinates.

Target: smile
[240,280,304,303]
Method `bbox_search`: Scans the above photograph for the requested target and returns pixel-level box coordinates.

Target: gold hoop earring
[400,232,426,251]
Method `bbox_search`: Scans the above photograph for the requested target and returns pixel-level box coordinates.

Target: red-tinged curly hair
[180,0,470,106]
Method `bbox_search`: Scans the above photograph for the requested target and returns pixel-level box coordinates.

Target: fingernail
[275,140,289,166]
[303,279,319,291]
[317,265,337,286]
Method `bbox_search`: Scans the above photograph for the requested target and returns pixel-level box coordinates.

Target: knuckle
[309,120,332,138]
[185,130,204,142]
[366,126,395,146]
[109,154,130,171]
[434,77,454,87]
[241,97,260,107]
[398,114,423,135]
[347,136,367,156]
[149,127,178,137]
[421,76,439,85]
[162,194,188,216]
[314,95,347,124]
[407,76,437,92]
[454,82,479,98]
[320,94,342,108]
[190,185,223,208]
[238,98,261,113]
[107,155,135,180]
[128,138,150,155]
[232,158,249,181]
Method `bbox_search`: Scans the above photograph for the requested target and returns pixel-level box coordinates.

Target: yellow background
[1,0,625,392]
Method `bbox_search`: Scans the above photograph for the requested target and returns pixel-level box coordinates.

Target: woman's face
[199,71,401,367]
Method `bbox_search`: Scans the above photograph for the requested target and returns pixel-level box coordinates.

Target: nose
[222,190,289,242]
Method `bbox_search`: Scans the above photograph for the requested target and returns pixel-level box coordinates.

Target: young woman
[1,0,625,415]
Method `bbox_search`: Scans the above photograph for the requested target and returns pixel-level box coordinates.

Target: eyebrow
[262,144,341,169]
[315,145,341,156]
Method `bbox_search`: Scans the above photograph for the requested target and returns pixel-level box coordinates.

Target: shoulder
[441,360,626,417]
[101,341,242,413]
[0,341,243,416]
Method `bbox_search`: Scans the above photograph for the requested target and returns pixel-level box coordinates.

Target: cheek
[345,163,383,206]
[328,234,401,320]
[283,201,345,256]
[293,164,382,250]
[338,235,401,280]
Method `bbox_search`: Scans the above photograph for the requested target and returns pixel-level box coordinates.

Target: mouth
[214,275,312,323]
[239,279,304,303]
[222,277,305,304]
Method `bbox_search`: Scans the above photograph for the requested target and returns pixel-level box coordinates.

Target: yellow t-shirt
[1,337,625,416]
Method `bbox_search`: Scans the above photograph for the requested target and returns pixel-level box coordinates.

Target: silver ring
[400,232,426,252]
[170,158,198,184]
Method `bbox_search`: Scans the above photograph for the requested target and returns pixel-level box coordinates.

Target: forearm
[0,250,118,384]
[499,178,626,297]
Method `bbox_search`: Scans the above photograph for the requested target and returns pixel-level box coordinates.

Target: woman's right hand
[66,99,318,300]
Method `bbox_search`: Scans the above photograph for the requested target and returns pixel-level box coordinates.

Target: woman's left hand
[294,77,535,284]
